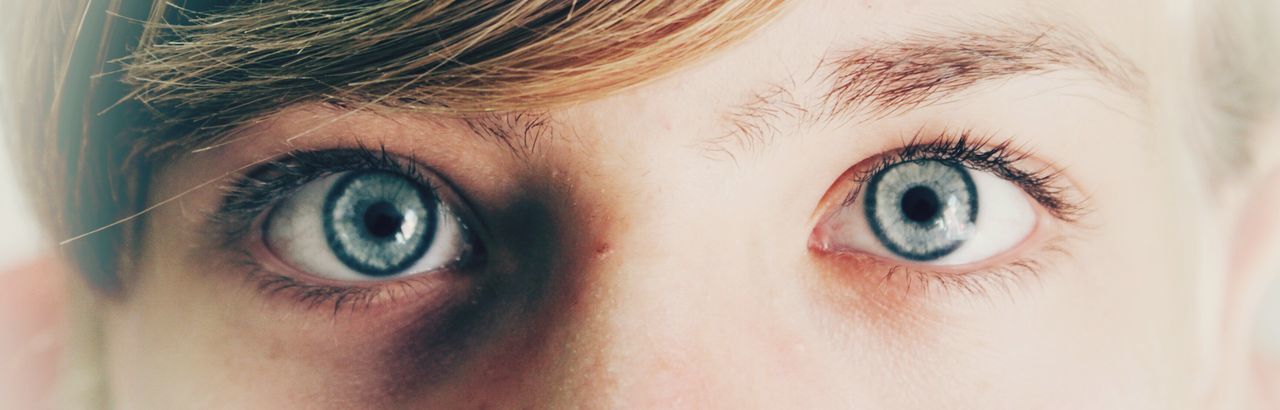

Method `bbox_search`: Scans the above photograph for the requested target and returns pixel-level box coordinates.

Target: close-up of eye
[812,138,1051,268]
[262,169,474,282]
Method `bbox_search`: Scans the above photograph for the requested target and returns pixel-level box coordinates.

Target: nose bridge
[523,110,810,404]
[585,178,760,335]
[544,187,785,406]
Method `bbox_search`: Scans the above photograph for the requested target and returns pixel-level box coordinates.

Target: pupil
[900,186,941,223]
[362,201,404,239]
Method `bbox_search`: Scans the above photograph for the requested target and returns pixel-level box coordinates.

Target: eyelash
[840,238,1071,300]
[215,146,430,238]
[213,146,452,314]
[847,129,1085,222]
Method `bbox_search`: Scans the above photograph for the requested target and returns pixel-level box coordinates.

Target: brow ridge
[712,20,1147,158]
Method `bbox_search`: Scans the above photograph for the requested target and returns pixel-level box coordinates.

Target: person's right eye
[263,170,474,282]
[213,148,485,312]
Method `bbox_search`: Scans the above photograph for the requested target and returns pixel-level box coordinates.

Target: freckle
[595,243,613,260]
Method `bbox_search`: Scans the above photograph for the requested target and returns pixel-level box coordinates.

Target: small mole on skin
[595,243,614,260]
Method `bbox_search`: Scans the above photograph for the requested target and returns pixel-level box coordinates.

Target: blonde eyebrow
[822,22,1146,118]
[711,20,1147,158]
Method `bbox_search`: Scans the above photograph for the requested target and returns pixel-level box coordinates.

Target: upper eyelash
[212,145,428,243]
[846,129,1087,221]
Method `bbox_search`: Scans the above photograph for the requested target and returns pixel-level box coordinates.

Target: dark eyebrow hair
[710,20,1148,157]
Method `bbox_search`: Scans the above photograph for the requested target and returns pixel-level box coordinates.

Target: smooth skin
[61,0,1280,408]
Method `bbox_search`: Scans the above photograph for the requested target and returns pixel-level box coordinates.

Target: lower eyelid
[809,215,1067,299]
[808,246,1059,308]
[812,204,1052,269]
[231,226,475,316]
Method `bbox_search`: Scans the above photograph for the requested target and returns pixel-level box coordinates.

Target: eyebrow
[711,20,1147,157]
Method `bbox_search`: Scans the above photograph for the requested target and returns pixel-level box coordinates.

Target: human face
[108,0,1219,407]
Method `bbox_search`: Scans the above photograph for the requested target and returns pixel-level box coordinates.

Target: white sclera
[930,170,1035,265]
[264,172,470,282]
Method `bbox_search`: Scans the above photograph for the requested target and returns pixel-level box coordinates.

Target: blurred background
[0,135,44,270]
[0,44,41,271]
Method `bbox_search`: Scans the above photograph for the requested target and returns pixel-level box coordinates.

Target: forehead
[182,0,1176,168]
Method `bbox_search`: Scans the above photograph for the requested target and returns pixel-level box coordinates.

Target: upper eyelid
[842,130,1087,222]
[209,148,433,244]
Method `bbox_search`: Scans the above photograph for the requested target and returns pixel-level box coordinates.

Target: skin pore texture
[93,0,1279,408]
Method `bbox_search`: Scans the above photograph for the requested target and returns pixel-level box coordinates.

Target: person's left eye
[811,140,1056,268]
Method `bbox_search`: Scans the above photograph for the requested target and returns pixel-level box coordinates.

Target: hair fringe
[123,0,786,152]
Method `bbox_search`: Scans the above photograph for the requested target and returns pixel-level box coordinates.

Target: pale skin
[42,0,1280,408]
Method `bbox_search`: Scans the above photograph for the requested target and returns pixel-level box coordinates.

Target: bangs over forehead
[128,0,787,152]
[22,0,785,288]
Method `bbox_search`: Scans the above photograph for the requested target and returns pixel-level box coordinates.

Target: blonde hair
[6,0,786,290]
[126,0,788,146]
[1194,0,1280,180]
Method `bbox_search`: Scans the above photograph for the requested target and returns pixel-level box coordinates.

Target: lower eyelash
[226,249,376,315]
[866,233,1072,302]
[880,256,1042,300]
[228,240,455,317]
[258,274,380,313]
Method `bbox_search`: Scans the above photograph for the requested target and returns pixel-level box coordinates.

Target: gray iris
[323,171,436,276]
[864,160,977,261]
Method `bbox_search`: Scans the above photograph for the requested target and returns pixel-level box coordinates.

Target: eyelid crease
[844,128,1088,222]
